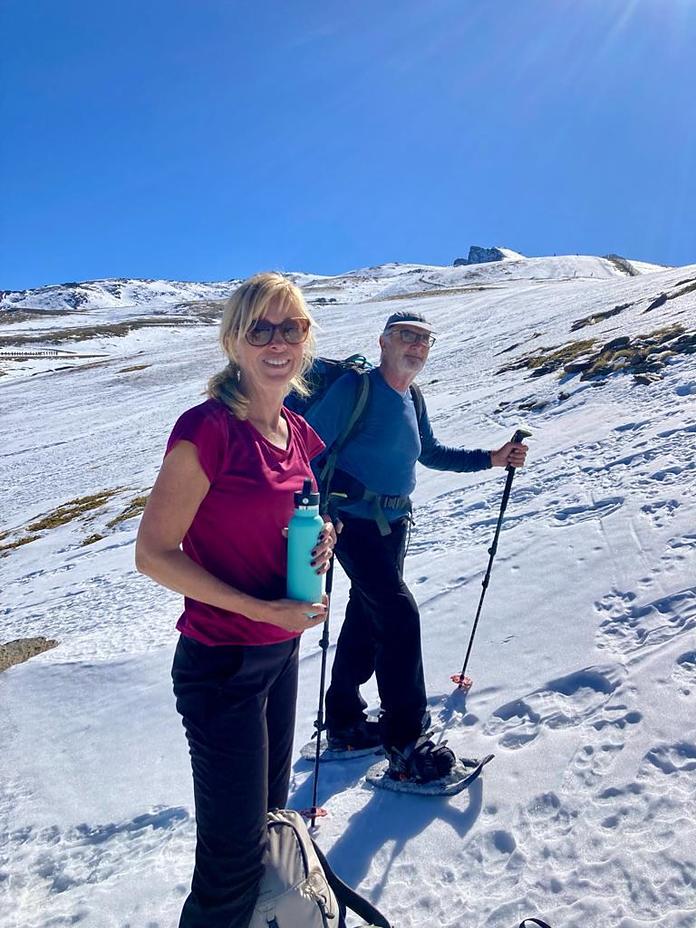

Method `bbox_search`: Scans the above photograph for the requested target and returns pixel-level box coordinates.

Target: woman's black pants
[172,633,299,928]
[325,513,427,750]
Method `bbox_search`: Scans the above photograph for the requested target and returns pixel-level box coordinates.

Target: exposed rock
[603,336,631,351]
[454,246,517,266]
[604,254,639,276]
[499,323,692,388]
[563,359,594,374]
[518,397,549,412]
[645,293,668,312]
[0,636,58,672]
[571,303,632,331]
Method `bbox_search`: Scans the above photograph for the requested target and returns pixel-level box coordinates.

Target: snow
[2,255,695,928]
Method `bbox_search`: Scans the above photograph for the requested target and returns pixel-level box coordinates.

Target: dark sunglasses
[389,327,435,348]
[245,316,311,347]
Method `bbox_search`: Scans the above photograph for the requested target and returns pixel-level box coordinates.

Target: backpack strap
[319,379,426,534]
[409,382,425,433]
[318,371,371,512]
[311,839,391,928]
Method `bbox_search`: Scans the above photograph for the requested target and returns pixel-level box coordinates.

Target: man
[305,310,528,784]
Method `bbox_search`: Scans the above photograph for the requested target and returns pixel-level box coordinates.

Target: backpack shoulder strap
[409,382,425,435]
[318,371,371,507]
[333,369,371,454]
[311,839,391,928]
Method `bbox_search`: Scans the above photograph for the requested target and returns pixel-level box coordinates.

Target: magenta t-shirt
[165,398,325,646]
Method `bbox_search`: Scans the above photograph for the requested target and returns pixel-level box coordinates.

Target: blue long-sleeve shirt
[303,368,491,520]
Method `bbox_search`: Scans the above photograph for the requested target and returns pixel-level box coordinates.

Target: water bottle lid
[295,478,319,508]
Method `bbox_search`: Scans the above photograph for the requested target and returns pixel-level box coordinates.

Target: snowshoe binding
[366,735,494,795]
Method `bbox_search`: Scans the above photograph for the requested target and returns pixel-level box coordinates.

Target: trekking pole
[451,428,531,691]
[300,493,347,825]
[301,555,334,827]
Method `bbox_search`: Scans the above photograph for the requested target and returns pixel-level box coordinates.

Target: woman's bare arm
[135,441,326,631]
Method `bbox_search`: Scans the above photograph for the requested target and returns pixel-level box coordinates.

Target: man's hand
[491,440,529,469]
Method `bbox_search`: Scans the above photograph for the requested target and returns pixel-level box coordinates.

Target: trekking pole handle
[506,428,531,472]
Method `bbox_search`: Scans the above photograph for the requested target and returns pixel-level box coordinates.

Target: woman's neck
[244,385,286,433]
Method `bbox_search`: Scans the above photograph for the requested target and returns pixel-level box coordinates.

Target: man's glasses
[245,317,311,347]
[388,327,436,348]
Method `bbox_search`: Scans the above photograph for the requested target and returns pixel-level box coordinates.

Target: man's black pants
[325,513,427,749]
[172,633,299,928]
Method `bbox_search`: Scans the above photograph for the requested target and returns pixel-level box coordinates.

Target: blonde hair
[207,272,316,419]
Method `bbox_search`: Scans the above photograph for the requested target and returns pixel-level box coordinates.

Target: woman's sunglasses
[245,317,311,347]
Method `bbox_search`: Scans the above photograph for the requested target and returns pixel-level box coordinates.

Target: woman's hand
[311,522,337,575]
[253,596,328,632]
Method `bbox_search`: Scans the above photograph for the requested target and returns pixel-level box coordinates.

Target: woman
[135,272,334,928]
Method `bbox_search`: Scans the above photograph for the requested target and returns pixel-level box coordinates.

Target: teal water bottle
[287,479,325,604]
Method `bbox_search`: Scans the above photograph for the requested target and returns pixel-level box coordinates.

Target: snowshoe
[299,719,383,763]
[366,746,494,796]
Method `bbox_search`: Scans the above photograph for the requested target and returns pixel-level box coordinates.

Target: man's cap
[383,310,436,335]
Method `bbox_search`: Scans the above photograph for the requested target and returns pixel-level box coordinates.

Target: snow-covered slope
[1,255,695,928]
[0,253,664,316]
[0,277,241,313]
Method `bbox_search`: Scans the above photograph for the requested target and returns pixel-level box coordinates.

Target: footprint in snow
[562,701,642,791]
[516,791,579,841]
[553,496,624,526]
[595,586,696,658]
[588,741,696,846]
[484,665,625,749]
[639,497,681,528]
[613,420,650,433]
[672,650,696,695]
[668,531,696,551]
[650,464,686,483]
[5,806,191,915]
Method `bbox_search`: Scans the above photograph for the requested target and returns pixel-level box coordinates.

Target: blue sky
[2,0,696,290]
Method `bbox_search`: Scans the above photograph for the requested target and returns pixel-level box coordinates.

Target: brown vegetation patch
[171,300,225,322]
[0,307,83,325]
[373,285,503,303]
[2,488,148,556]
[0,316,203,348]
[0,637,59,673]
[106,494,149,528]
[27,490,119,533]
[0,534,41,556]
[81,533,105,546]
[119,364,151,373]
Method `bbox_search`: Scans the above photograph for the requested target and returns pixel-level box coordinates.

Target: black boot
[327,718,382,751]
